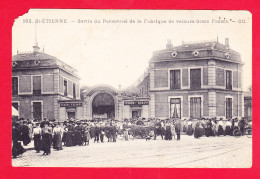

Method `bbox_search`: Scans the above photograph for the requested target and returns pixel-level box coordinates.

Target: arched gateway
[84,85,120,120]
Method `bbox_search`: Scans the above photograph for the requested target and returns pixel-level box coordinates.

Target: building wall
[59,69,80,99]
[153,91,208,119]
[13,68,56,95]
[215,91,243,118]
[12,95,55,120]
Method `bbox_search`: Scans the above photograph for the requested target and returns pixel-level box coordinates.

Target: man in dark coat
[175,119,182,140]
[20,121,31,146]
[154,119,163,140]
[94,123,100,143]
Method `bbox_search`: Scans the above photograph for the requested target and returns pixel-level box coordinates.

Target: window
[190,97,201,119]
[12,77,18,95]
[170,70,180,89]
[226,98,232,119]
[32,102,42,121]
[33,76,41,94]
[73,83,76,99]
[190,69,201,89]
[226,70,232,90]
[12,102,18,111]
[64,79,68,96]
[170,98,181,119]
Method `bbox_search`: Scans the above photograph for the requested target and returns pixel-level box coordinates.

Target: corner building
[12,44,82,122]
[149,39,244,119]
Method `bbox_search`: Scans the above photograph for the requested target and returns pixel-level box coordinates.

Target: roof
[12,51,79,78]
[12,52,57,61]
[151,40,242,63]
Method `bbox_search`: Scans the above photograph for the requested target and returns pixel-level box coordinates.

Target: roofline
[12,66,81,79]
[150,57,244,65]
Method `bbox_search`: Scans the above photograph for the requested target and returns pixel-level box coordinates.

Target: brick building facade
[12,43,82,122]
[147,39,244,120]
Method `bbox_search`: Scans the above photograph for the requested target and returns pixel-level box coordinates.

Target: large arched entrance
[92,92,115,119]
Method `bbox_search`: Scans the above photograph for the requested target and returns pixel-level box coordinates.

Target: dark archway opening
[92,93,115,119]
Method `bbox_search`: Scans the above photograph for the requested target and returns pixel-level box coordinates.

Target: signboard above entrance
[60,103,82,107]
[124,101,149,105]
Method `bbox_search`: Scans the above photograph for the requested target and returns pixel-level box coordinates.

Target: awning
[12,106,19,116]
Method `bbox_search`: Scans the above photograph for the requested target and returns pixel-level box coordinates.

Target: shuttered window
[73,83,76,99]
[12,77,18,95]
[226,98,232,119]
[170,70,180,89]
[32,102,42,121]
[33,76,41,94]
[190,69,201,89]
[64,80,68,96]
[190,97,201,119]
[226,70,232,90]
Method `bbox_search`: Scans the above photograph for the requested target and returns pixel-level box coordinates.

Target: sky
[12,10,252,90]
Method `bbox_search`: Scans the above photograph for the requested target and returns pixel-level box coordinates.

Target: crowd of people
[183,117,251,139]
[12,116,251,158]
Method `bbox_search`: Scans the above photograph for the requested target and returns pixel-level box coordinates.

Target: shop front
[58,100,84,122]
[122,98,150,119]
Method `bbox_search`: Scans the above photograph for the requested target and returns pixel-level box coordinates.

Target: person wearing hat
[186,119,194,136]
[83,123,90,145]
[74,121,83,146]
[12,122,25,158]
[224,119,232,136]
[41,121,52,155]
[32,122,42,153]
[217,118,224,136]
[175,119,182,140]
[194,119,200,139]
[53,122,63,150]
[94,122,100,143]
[20,120,31,146]
[66,121,74,147]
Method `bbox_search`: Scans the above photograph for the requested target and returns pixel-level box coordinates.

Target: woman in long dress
[186,120,194,136]
[12,122,25,158]
[83,123,91,145]
[164,121,172,140]
[41,122,52,155]
[53,122,63,150]
[194,121,200,138]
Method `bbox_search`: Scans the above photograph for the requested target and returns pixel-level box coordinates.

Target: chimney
[225,38,229,47]
[166,39,173,49]
[33,42,40,53]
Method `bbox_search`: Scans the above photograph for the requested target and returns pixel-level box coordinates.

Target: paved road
[12,135,252,168]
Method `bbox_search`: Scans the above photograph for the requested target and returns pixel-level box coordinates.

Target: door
[33,102,42,121]
[190,97,201,119]
[132,110,141,118]
[67,112,75,120]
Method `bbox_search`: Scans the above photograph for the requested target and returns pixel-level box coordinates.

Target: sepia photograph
[11,9,252,168]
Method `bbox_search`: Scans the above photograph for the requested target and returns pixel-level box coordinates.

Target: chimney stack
[225,38,229,47]
[33,42,40,53]
[166,39,173,49]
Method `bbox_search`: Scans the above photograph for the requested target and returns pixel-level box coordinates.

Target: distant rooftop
[12,44,79,78]
[151,38,242,63]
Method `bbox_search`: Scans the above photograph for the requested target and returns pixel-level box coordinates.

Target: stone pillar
[208,91,216,117]
[208,60,216,87]
[150,93,155,118]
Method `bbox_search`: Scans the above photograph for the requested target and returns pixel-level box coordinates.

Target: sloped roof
[12,52,57,61]
[154,41,239,55]
[151,40,242,63]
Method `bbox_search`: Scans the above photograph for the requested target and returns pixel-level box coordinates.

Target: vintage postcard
[11,9,252,168]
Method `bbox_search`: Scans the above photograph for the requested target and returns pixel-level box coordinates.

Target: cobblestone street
[12,135,252,168]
